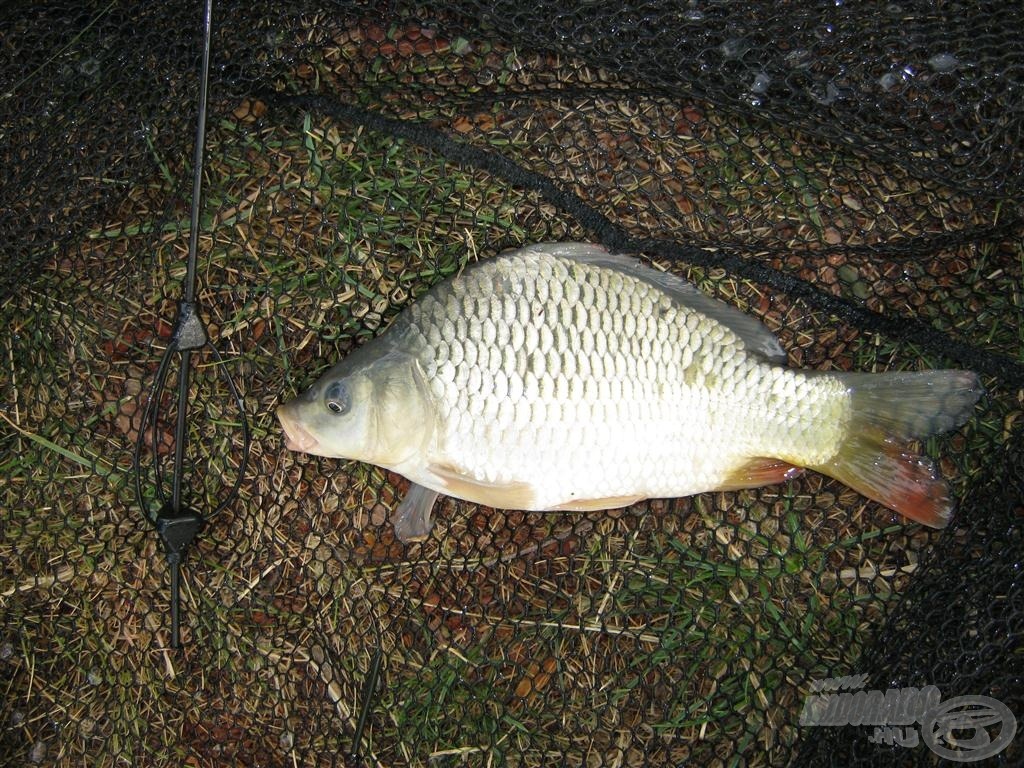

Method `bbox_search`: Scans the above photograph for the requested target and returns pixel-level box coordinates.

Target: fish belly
[426,354,848,510]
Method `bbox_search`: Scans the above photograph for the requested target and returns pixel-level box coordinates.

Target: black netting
[1,1,1021,766]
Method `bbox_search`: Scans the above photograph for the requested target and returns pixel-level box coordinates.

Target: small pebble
[879,72,901,91]
[841,194,863,211]
[809,82,840,105]
[77,58,100,78]
[719,38,748,59]
[928,53,959,72]
[784,48,811,68]
[29,741,46,763]
[750,72,771,94]
[837,264,859,284]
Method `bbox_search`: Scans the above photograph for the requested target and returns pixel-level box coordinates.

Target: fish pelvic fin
[810,370,983,528]
[392,482,440,543]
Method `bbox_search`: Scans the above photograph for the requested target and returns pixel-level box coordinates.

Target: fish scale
[399,248,841,506]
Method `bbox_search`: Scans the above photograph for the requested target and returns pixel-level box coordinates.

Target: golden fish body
[279,243,981,541]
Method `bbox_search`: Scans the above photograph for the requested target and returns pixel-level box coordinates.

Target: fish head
[277,348,432,468]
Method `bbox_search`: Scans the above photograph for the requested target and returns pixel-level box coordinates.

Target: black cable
[267,92,1024,388]
[131,0,251,649]
[172,0,214,512]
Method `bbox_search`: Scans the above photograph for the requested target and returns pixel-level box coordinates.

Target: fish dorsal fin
[516,242,787,364]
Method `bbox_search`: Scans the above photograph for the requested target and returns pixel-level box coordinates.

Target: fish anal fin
[550,494,644,512]
[428,463,537,510]
[811,436,951,528]
[718,457,805,491]
[391,482,440,543]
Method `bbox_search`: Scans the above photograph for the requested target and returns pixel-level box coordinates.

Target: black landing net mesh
[1,1,1021,766]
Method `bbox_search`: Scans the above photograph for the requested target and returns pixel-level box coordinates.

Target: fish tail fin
[809,370,983,528]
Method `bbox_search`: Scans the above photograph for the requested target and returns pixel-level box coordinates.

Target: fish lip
[277,405,320,453]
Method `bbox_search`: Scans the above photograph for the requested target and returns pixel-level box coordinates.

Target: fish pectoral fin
[550,494,644,512]
[717,457,805,491]
[428,463,536,510]
[392,483,440,543]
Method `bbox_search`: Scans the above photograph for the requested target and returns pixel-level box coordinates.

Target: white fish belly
[445,387,730,506]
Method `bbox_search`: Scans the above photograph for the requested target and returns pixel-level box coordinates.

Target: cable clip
[155,503,204,649]
[170,300,208,351]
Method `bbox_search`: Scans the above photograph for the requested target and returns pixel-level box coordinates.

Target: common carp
[278,243,982,541]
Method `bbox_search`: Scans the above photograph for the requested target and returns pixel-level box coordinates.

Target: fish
[278,242,983,542]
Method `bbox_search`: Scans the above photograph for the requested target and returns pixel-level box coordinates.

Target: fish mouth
[277,405,320,453]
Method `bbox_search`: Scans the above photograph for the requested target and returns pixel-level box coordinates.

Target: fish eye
[324,381,350,415]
